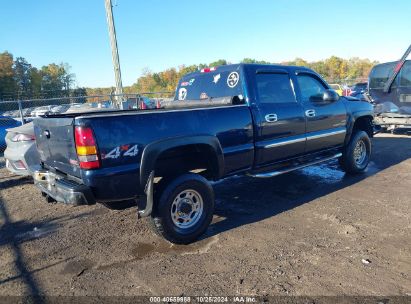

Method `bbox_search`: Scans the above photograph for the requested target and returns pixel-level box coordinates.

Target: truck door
[294,72,347,153]
[253,70,306,167]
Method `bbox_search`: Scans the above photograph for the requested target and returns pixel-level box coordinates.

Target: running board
[249,153,342,178]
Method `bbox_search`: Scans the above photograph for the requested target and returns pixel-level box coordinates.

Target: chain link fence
[324,77,368,87]
[0,92,174,153]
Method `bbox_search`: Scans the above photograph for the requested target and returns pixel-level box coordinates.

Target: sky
[1,0,410,88]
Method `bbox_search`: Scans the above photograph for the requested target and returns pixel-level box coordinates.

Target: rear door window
[255,73,296,103]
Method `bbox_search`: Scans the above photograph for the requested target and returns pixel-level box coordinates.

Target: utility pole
[104,0,123,108]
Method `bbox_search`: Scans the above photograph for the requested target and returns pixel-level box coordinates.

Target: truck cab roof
[176,63,317,101]
[182,63,314,78]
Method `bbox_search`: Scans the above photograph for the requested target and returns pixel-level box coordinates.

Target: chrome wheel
[171,189,203,229]
[354,139,367,166]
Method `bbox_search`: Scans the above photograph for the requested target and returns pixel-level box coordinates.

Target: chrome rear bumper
[33,170,95,205]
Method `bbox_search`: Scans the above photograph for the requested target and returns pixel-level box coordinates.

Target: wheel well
[352,116,374,138]
[154,144,220,181]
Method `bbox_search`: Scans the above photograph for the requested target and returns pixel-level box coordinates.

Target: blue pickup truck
[33,64,374,244]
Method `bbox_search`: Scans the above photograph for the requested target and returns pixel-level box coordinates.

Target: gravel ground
[0,133,410,297]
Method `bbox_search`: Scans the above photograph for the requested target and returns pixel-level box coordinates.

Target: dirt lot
[0,133,410,297]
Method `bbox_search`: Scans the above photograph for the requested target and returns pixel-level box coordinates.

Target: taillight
[13,160,27,170]
[11,133,35,142]
[74,126,100,169]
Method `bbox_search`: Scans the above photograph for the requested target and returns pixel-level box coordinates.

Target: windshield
[400,61,411,87]
[369,62,396,89]
[174,67,243,101]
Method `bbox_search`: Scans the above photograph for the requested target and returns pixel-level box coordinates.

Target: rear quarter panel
[76,105,254,200]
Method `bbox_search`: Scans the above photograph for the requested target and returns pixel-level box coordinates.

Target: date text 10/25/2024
[149,296,257,303]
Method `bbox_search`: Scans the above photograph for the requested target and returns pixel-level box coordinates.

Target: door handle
[305,109,316,117]
[265,113,278,122]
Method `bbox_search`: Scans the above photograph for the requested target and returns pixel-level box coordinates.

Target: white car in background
[30,105,56,117]
[4,122,39,176]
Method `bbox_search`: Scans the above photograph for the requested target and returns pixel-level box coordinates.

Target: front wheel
[150,173,214,244]
[339,130,371,174]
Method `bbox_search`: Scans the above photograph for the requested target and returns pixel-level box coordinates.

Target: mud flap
[138,171,154,218]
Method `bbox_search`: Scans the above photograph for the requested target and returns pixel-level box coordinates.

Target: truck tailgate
[34,117,81,178]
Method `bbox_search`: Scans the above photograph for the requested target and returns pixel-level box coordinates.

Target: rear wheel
[150,173,214,244]
[339,130,371,174]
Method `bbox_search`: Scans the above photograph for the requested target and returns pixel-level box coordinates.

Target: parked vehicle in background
[129,96,156,109]
[4,122,39,176]
[342,86,351,97]
[50,103,84,114]
[329,84,343,96]
[366,45,411,131]
[32,63,374,244]
[91,101,112,109]
[2,110,21,118]
[368,61,411,113]
[64,102,114,114]
[0,115,21,151]
[350,82,367,98]
[31,105,56,117]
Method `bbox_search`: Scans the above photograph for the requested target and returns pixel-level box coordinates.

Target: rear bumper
[4,141,40,176]
[33,169,95,205]
[374,113,411,127]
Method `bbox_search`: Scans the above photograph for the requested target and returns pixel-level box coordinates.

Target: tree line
[87,56,377,96]
[0,51,86,101]
[1,50,378,100]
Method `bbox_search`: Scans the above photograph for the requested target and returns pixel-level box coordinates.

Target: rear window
[369,62,396,89]
[175,68,243,101]
[329,84,340,90]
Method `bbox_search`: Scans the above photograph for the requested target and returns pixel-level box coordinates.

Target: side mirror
[323,89,340,102]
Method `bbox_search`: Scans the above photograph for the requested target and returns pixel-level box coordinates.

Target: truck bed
[34,102,255,201]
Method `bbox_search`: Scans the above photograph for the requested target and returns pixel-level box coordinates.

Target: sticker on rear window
[227,72,239,88]
[200,92,209,100]
[181,79,195,87]
[178,88,187,100]
[213,73,221,84]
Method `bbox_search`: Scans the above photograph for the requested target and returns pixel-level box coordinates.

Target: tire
[150,173,214,244]
[339,130,371,174]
